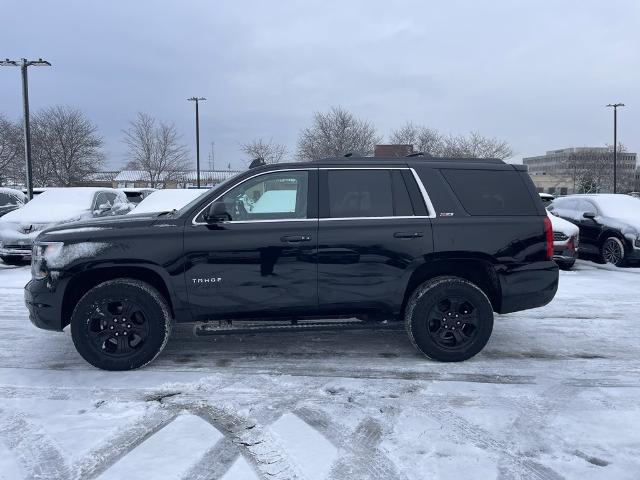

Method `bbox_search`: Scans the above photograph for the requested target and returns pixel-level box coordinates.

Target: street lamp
[0,58,51,199]
[187,97,206,188]
[606,103,625,194]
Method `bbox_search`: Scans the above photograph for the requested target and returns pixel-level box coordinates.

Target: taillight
[543,216,553,260]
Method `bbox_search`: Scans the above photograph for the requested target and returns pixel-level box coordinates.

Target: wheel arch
[61,265,176,329]
[401,255,501,316]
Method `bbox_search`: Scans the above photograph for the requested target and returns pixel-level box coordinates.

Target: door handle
[393,232,424,239]
[280,235,312,243]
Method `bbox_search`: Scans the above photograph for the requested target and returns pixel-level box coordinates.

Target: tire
[600,237,626,267]
[1,255,25,265]
[71,279,172,370]
[404,276,493,362]
[557,258,575,270]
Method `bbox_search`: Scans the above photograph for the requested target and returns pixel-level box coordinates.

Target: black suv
[25,157,558,370]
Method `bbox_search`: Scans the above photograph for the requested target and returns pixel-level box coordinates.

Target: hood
[39,212,172,239]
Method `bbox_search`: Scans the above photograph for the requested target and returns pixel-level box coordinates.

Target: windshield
[0,193,20,208]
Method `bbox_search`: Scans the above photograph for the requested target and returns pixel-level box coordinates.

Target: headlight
[31,242,63,279]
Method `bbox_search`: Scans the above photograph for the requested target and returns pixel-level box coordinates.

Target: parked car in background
[129,188,207,215]
[547,212,579,270]
[0,188,28,218]
[119,188,156,205]
[0,187,131,264]
[539,192,555,207]
[548,194,640,267]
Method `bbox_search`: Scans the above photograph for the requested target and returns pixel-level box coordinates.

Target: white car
[0,187,131,264]
[129,188,208,215]
[547,212,579,270]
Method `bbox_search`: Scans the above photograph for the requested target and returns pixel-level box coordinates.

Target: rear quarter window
[441,169,538,216]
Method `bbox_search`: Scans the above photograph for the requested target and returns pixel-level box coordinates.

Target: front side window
[215,170,309,221]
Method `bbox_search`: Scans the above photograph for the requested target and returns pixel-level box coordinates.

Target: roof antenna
[249,157,266,169]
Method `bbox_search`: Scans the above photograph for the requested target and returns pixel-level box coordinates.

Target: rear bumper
[496,261,559,314]
[24,278,65,331]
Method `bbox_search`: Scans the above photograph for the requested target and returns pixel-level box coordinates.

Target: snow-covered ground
[1,261,639,480]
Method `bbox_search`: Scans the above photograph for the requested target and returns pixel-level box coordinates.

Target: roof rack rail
[405,152,428,157]
[343,152,362,158]
[249,158,266,169]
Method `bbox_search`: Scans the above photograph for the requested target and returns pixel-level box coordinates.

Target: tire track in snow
[0,408,72,480]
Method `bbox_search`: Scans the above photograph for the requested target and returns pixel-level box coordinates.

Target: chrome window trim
[409,168,436,218]
[191,166,437,225]
[192,168,312,226]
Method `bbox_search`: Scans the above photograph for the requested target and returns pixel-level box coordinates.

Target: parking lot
[0,260,639,479]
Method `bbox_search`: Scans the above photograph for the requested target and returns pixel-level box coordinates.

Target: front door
[184,169,319,320]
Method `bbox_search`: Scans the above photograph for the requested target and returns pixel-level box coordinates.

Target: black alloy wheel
[601,237,625,267]
[405,276,494,362]
[71,279,172,370]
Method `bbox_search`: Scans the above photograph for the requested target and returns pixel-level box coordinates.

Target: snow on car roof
[547,211,578,236]
[0,188,108,224]
[130,189,207,214]
[581,194,640,217]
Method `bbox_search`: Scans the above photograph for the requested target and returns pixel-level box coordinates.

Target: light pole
[187,97,206,188]
[1,58,51,199]
[606,103,625,194]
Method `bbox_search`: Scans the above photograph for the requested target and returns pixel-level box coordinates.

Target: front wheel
[405,276,493,362]
[601,237,626,267]
[71,279,172,370]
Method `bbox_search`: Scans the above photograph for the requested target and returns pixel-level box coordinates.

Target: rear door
[316,167,434,315]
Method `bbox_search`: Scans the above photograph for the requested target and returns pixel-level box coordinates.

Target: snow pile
[45,242,110,269]
[130,189,207,215]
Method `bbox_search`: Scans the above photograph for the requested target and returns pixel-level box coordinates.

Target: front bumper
[24,278,65,331]
[0,245,32,257]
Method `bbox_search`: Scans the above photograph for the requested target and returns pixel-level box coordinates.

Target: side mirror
[205,202,231,223]
[583,211,596,220]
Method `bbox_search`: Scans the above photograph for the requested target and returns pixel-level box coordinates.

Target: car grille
[553,232,569,241]
[2,244,32,250]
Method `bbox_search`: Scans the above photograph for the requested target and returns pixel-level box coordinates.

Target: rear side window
[326,169,417,218]
[441,169,537,216]
[328,170,393,217]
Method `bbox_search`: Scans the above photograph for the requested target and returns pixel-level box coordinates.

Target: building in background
[113,170,241,189]
[524,147,637,194]
[374,144,414,157]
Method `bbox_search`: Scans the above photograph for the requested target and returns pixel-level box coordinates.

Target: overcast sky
[1,0,638,170]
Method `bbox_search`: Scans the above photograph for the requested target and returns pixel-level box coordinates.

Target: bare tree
[240,137,289,165]
[297,106,381,161]
[563,144,633,193]
[26,106,105,187]
[0,114,23,185]
[122,112,189,187]
[390,123,513,160]
[390,122,444,156]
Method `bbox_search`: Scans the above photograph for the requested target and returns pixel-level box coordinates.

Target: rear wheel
[71,279,172,370]
[1,255,25,265]
[405,276,493,362]
[557,258,575,270]
[601,237,626,267]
